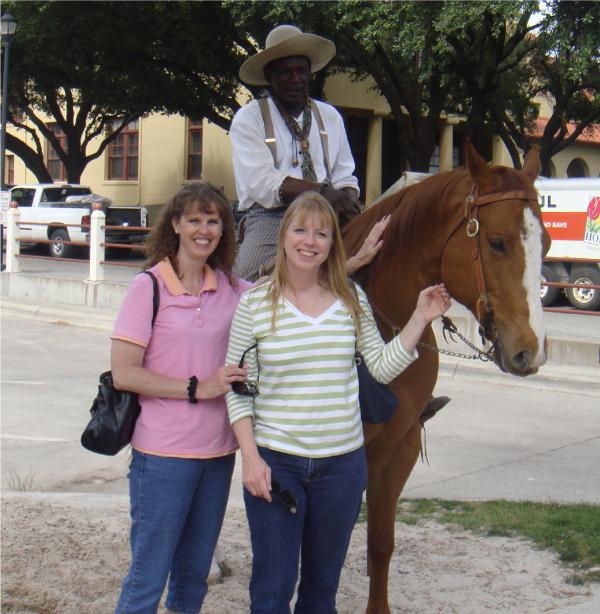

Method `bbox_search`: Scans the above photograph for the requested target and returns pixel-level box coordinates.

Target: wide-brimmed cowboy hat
[239,25,336,86]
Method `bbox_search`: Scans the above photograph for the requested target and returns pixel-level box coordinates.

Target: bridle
[440,185,539,344]
[364,184,539,362]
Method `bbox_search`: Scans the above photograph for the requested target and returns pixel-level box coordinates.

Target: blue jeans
[244,446,367,614]
[115,450,235,614]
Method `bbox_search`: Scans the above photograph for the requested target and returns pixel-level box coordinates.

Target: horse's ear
[465,139,488,182]
[522,146,541,181]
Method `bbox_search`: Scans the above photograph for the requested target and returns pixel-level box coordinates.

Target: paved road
[1,313,598,505]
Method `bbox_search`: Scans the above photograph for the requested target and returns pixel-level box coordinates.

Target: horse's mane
[344,162,538,277]
[344,169,468,265]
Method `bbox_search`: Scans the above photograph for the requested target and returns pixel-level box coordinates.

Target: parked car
[6,184,149,258]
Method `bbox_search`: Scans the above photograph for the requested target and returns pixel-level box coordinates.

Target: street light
[1,12,18,190]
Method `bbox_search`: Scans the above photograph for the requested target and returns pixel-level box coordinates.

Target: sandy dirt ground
[2,494,599,614]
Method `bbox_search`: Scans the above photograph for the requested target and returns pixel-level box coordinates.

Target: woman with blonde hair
[226,191,451,613]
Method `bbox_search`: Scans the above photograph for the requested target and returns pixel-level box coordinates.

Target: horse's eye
[489,237,506,253]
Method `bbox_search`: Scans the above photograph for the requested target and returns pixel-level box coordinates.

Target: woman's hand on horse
[416,284,452,323]
[347,215,391,274]
[196,365,248,400]
[242,453,272,502]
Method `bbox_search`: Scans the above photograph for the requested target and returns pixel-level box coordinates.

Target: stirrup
[419,395,450,427]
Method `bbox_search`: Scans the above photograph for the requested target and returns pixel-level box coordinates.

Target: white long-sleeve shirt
[230,97,359,211]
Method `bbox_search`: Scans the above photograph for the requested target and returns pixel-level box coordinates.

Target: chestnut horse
[343,142,551,614]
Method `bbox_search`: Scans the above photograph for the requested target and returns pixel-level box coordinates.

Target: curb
[1,296,115,332]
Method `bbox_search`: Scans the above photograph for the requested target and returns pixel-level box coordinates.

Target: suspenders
[257,96,332,184]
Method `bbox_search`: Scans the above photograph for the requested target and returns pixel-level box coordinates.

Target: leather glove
[320,186,362,227]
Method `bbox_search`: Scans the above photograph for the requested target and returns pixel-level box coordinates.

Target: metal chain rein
[416,315,496,362]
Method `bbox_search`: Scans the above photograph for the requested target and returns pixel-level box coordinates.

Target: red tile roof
[529,118,600,145]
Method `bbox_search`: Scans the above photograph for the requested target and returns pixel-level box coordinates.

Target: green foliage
[533,0,600,170]
[3,0,598,180]
[4,0,244,181]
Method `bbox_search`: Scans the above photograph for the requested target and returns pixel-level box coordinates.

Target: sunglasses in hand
[270,479,297,514]
[231,343,259,398]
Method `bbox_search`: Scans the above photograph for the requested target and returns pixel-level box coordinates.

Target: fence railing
[540,278,600,315]
[4,203,147,281]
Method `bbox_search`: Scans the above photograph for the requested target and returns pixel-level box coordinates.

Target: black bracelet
[278,181,286,204]
[187,375,198,404]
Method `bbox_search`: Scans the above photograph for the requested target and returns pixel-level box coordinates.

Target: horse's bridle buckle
[466,218,479,238]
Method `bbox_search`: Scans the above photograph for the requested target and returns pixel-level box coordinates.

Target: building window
[428,145,461,173]
[108,119,139,180]
[187,119,203,179]
[47,124,67,181]
[429,146,441,174]
[5,154,15,186]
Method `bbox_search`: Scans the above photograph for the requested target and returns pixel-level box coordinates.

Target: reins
[369,302,496,363]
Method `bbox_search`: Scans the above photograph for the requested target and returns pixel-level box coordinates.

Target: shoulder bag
[355,353,399,424]
[348,278,399,424]
[81,271,159,455]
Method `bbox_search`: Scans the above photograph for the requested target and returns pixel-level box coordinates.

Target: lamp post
[1,12,18,190]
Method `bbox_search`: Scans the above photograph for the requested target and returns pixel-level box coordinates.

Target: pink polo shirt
[112,259,252,458]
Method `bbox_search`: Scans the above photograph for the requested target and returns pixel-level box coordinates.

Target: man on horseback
[232,24,449,426]
[231,24,362,282]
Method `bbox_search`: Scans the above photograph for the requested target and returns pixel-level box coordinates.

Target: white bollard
[88,205,106,282]
[6,202,20,273]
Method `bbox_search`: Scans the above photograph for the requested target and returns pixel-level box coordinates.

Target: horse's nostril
[513,350,531,371]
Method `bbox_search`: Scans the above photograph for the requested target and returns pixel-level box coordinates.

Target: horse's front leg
[365,423,422,614]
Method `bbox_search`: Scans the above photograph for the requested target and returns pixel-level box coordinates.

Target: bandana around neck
[271,96,317,183]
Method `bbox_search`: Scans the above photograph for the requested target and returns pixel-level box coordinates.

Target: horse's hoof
[419,395,450,426]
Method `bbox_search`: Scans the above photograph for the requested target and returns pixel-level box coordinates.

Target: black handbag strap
[140,271,160,326]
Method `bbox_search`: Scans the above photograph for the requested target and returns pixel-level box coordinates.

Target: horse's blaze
[520,206,547,369]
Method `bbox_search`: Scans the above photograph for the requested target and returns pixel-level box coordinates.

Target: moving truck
[537,178,600,310]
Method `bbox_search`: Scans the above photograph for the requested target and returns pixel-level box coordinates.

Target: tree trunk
[6,134,53,183]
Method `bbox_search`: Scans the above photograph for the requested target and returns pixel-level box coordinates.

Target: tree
[439,0,540,167]
[532,0,600,176]
[4,1,244,183]
[232,0,599,173]
[5,1,598,183]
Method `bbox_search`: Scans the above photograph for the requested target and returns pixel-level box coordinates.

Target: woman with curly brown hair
[112,182,252,613]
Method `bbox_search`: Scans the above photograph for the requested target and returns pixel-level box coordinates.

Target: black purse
[355,353,399,424]
[81,271,159,456]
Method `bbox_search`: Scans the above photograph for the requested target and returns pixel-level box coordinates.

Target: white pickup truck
[5,184,149,258]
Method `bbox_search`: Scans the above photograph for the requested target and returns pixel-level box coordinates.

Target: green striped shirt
[225,282,417,458]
